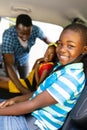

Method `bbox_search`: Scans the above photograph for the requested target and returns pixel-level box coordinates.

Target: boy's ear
[83,46,87,54]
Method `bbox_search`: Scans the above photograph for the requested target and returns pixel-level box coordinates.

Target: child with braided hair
[0,44,57,94]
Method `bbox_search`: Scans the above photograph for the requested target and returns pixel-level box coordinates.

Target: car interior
[0,0,87,129]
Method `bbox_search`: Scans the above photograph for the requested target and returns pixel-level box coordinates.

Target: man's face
[16,24,32,42]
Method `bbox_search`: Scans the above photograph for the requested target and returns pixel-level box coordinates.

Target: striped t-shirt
[31,62,86,130]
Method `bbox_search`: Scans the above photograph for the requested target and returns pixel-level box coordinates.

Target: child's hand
[36,57,44,64]
[0,99,15,108]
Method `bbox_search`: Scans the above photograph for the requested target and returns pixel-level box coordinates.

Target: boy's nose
[60,46,67,52]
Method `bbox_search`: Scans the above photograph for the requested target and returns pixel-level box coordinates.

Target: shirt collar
[55,62,83,70]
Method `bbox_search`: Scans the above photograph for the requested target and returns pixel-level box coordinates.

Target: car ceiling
[0,0,87,27]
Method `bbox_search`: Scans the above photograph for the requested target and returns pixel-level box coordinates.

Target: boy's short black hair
[16,14,32,27]
[64,23,87,45]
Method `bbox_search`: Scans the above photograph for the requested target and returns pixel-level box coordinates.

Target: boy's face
[56,29,85,65]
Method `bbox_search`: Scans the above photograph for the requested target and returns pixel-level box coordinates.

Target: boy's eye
[68,45,75,49]
[58,42,62,47]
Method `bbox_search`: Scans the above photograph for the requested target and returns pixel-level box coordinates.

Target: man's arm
[3,53,30,94]
[43,37,51,44]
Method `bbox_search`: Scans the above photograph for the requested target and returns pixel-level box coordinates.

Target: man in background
[1,14,50,94]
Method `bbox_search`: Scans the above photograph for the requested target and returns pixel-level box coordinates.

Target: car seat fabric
[71,85,87,128]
